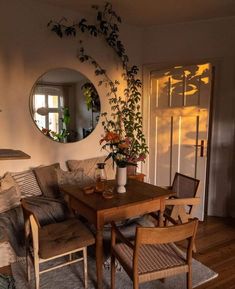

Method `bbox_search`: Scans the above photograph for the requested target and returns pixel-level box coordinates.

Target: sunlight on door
[149,63,212,220]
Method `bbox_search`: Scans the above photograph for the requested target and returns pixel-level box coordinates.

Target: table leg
[96,228,104,289]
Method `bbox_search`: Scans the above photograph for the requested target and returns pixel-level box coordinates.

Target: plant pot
[116,166,127,193]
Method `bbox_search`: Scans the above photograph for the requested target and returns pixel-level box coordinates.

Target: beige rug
[11,255,218,289]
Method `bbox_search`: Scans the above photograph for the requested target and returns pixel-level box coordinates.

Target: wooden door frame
[142,59,219,219]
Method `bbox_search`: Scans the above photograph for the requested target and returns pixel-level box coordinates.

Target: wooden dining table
[60,179,174,289]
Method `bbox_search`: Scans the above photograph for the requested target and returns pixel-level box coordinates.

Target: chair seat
[113,242,187,275]
[39,218,95,259]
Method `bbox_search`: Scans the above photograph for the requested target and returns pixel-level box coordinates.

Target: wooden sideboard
[128,173,145,182]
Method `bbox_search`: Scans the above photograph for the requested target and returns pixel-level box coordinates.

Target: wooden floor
[0,216,234,288]
[187,216,235,289]
[110,216,234,289]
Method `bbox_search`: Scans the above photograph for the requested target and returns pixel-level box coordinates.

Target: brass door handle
[194,140,204,157]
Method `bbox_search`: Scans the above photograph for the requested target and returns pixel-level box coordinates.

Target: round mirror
[30,68,101,143]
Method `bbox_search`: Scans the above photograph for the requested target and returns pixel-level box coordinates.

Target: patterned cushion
[55,168,94,187]
[11,170,42,198]
[66,156,115,180]
[113,242,186,275]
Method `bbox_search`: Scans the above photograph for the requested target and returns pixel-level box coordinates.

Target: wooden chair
[111,218,198,289]
[21,199,95,289]
[163,173,200,225]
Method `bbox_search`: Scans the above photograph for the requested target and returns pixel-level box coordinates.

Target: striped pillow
[11,170,43,198]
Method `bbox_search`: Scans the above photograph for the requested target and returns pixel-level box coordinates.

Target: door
[149,63,212,220]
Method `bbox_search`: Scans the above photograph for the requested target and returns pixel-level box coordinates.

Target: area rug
[11,255,218,289]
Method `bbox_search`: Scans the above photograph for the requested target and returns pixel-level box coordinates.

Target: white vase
[116,166,127,193]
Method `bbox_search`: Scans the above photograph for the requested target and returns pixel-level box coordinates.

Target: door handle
[200,140,204,157]
[194,140,204,157]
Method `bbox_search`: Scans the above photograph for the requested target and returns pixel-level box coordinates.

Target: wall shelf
[0,149,31,160]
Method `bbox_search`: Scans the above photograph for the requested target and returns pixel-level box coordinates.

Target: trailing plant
[81,82,100,111]
[48,2,148,165]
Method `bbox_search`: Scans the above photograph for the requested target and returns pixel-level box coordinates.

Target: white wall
[0,0,142,174]
[142,17,235,217]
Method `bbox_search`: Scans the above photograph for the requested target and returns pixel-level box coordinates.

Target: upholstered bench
[0,156,115,267]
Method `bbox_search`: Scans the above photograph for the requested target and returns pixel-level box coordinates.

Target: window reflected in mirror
[30,68,101,143]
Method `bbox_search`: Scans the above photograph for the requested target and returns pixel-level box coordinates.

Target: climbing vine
[48,2,148,163]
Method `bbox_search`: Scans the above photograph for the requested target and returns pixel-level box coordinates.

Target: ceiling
[37,0,235,27]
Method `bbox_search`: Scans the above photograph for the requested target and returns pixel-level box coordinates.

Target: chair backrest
[132,219,198,282]
[172,173,200,199]
[135,218,198,245]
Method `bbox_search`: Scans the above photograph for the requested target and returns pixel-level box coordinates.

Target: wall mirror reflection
[30,68,101,143]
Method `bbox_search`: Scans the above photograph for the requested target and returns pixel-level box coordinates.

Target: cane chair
[164,173,200,225]
[21,199,95,289]
[111,219,198,289]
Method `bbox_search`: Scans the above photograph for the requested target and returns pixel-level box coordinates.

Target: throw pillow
[55,168,94,187]
[0,173,20,195]
[0,186,20,213]
[67,156,115,180]
[11,170,43,198]
[33,163,61,199]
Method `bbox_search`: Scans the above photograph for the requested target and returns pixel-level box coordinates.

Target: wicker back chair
[164,173,200,224]
[111,219,198,289]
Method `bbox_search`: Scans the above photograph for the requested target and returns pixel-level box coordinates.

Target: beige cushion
[0,173,21,213]
[11,170,42,198]
[113,242,186,275]
[0,173,20,194]
[34,163,61,198]
[0,186,20,213]
[55,168,94,187]
[39,218,95,259]
[67,156,115,180]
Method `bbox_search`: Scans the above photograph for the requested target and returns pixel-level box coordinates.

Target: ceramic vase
[116,166,127,193]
